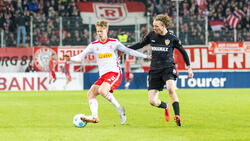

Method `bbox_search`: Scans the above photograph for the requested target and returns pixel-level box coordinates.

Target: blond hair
[154,14,173,28]
[95,20,109,29]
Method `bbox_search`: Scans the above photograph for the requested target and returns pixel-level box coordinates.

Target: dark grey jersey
[129,31,190,70]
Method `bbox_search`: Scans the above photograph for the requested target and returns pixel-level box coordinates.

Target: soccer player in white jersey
[69,21,151,125]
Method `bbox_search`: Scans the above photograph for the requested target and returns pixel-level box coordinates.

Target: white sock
[89,98,98,118]
[105,92,121,110]
[125,82,130,88]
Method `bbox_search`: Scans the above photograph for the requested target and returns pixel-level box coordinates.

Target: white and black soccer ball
[73,114,87,128]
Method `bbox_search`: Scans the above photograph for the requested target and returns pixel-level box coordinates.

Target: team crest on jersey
[165,39,170,45]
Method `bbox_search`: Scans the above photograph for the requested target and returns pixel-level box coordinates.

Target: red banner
[244,42,250,53]
[209,42,245,54]
[58,46,97,72]
[0,48,33,72]
[175,45,250,71]
[1,44,249,73]
[77,1,146,25]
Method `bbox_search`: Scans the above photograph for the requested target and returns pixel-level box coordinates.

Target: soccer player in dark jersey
[129,14,194,126]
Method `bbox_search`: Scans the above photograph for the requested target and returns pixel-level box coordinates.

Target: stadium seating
[0,0,249,47]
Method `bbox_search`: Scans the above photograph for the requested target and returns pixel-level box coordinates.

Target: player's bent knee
[88,86,99,98]
[98,83,110,96]
[167,88,175,95]
[98,87,108,96]
[149,99,157,106]
[97,89,104,96]
[87,90,96,98]
[149,101,155,106]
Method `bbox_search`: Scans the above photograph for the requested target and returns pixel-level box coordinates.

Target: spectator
[81,29,89,45]
[28,0,38,12]
[0,0,250,48]
[63,32,72,45]
[25,62,37,72]
[6,33,16,47]
[16,12,27,47]
[118,32,128,43]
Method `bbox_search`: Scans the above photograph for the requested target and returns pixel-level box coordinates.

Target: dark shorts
[148,67,177,91]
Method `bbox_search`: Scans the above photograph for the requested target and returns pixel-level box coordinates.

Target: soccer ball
[73,114,87,128]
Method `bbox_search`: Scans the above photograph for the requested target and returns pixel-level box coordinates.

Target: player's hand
[147,55,152,60]
[187,66,194,78]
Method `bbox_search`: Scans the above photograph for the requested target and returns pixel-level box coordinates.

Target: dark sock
[157,101,167,109]
[172,102,180,116]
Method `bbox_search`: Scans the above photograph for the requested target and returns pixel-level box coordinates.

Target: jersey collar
[98,38,110,44]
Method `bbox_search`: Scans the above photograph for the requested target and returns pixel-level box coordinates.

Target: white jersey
[71,38,147,76]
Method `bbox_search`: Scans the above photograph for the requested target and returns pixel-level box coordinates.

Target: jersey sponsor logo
[98,53,113,58]
[165,39,170,45]
[94,3,127,22]
[152,47,169,52]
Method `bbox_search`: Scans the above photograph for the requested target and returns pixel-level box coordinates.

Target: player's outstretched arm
[68,45,93,63]
[117,43,149,59]
[147,55,152,60]
[128,32,151,50]
[173,39,194,78]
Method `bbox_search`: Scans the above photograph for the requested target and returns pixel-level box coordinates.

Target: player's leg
[66,74,72,84]
[98,82,126,124]
[148,69,170,121]
[166,79,181,126]
[148,89,170,121]
[98,72,126,124]
[148,89,161,106]
[63,74,72,89]
[125,73,134,89]
[99,82,122,109]
[49,72,52,84]
[125,78,129,89]
[124,72,129,89]
[52,72,56,83]
[81,85,100,123]
[175,78,178,90]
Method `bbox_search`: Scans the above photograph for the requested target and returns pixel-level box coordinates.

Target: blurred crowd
[0,0,249,47]
[0,0,82,47]
[145,0,250,44]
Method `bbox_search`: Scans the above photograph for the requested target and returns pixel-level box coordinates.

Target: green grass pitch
[0,89,250,141]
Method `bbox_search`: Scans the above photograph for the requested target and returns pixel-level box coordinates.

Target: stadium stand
[0,0,249,47]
